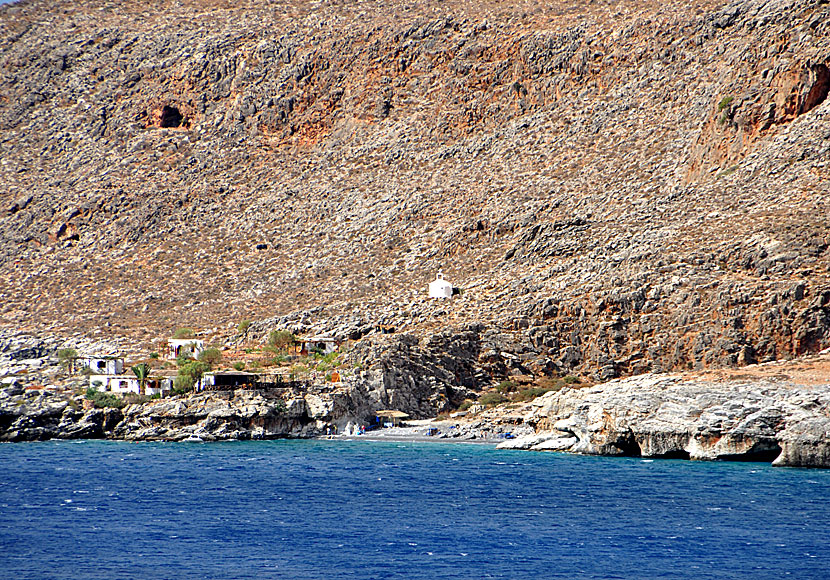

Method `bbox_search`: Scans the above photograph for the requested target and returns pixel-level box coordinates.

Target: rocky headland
[494,355,830,468]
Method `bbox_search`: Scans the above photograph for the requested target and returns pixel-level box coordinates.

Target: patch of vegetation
[86,387,124,409]
[458,400,474,412]
[289,364,308,380]
[268,330,296,351]
[173,328,195,339]
[179,359,209,379]
[316,361,333,373]
[272,399,287,414]
[198,347,223,366]
[717,95,734,112]
[131,363,151,394]
[479,392,508,406]
[496,380,516,394]
[57,348,77,370]
[563,375,581,384]
[716,164,739,179]
[175,359,210,394]
[238,319,252,334]
[232,362,245,371]
[149,352,159,359]
[173,375,194,394]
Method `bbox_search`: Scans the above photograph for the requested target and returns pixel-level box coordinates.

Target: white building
[167,338,205,360]
[301,336,340,355]
[89,373,173,397]
[428,271,453,299]
[78,356,124,375]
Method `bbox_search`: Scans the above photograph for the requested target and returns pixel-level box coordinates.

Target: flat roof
[376,410,409,418]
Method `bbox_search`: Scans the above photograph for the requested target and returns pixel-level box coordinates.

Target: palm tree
[131,363,151,396]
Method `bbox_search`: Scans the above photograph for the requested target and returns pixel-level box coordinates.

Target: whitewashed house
[78,356,124,375]
[300,336,340,356]
[428,271,453,299]
[167,338,205,360]
[89,373,172,396]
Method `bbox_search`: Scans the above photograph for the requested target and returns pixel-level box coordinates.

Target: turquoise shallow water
[1,439,829,579]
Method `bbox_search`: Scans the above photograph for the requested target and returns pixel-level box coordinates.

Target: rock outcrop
[0,382,377,442]
[497,360,830,468]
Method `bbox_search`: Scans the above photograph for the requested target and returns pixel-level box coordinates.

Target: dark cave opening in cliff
[801,63,830,115]
[650,450,692,460]
[158,105,183,128]
[718,444,783,463]
[617,434,642,457]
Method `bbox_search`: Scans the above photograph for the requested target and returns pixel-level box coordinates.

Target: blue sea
[1,440,829,579]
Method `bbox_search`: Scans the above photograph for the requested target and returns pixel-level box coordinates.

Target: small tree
[173,328,195,339]
[131,363,151,396]
[268,330,296,352]
[177,360,210,391]
[173,374,195,393]
[57,348,78,372]
[198,347,222,366]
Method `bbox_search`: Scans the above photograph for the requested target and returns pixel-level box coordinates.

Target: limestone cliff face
[496,358,830,468]
[0,0,829,382]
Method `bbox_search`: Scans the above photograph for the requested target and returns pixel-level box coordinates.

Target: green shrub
[238,319,252,334]
[58,348,77,362]
[232,362,245,371]
[316,362,332,373]
[149,352,159,359]
[58,348,77,370]
[198,347,222,366]
[268,330,296,351]
[479,392,508,407]
[173,374,194,394]
[85,387,124,409]
[497,380,516,393]
[563,375,580,384]
[178,360,210,382]
[458,400,474,411]
[173,328,195,339]
[717,95,734,111]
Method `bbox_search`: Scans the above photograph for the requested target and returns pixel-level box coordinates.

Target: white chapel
[428,271,453,299]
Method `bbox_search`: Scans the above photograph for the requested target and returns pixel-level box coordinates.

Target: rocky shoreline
[493,365,830,469]
[4,365,830,469]
[2,329,830,468]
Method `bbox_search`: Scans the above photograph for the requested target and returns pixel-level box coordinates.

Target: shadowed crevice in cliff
[800,63,830,115]
[649,450,691,460]
[717,444,783,463]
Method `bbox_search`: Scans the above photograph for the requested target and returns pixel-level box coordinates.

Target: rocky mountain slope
[1,0,829,387]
